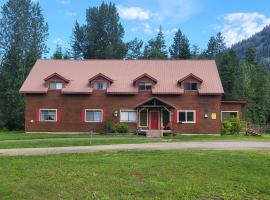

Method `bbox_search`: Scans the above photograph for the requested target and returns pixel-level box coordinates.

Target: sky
[1,0,270,56]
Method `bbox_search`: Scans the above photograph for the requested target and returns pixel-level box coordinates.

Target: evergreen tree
[52,43,63,59]
[216,49,239,99]
[205,32,226,59]
[245,47,257,64]
[206,36,217,59]
[71,21,88,59]
[191,44,200,59]
[169,29,191,59]
[0,0,48,129]
[143,26,167,59]
[71,2,126,59]
[52,43,71,60]
[126,38,143,59]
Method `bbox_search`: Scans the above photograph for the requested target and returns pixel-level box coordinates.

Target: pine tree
[169,29,182,59]
[126,38,143,59]
[191,44,200,59]
[206,36,217,59]
[0,0,48,129]
[52,43,63,59]
[169,29,191,59]
[143,26,167,59]
[205,32,226,59]
[216,49,239,99]
[71,2,126,59]
[71,21,88,59]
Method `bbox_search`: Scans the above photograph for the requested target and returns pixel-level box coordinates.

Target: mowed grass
[0,151,270,199]
[0,131,270,149]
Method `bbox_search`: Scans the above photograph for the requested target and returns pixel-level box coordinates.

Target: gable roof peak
[88,73,114,83]
[44,72,70,83]
[178,73,203,83]
[133,73,158,84]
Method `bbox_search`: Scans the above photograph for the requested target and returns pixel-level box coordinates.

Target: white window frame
[120,109,137,123]
[94,81,108,90]
[49,82,63,90]
[138,109,148,127]
[138,82,152,90]
[39,109,57,122]
[85,109,103,122]
[221,111,238,122]
[177,110,196,123]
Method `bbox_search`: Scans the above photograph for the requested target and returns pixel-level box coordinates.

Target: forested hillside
[0,0,270,130]
[232,25,270,63]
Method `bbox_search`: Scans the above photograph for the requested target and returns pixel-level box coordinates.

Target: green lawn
[0,150,270,199]
[0,131,270,149]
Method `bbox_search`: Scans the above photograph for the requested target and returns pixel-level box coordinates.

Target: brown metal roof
[19,60,224,95]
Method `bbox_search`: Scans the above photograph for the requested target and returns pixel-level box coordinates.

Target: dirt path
[0,141,270,156]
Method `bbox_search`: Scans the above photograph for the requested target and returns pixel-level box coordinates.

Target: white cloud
[142,23,153,34]
[57,0,70,5]
[218,12,270,46]
[65,11,77,17]
[117,5,152,20]
[155,0,199,23]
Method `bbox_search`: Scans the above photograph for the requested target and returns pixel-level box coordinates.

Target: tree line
[0,0,269,130]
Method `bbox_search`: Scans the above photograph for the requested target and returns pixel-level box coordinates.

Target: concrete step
[146,130,163,138]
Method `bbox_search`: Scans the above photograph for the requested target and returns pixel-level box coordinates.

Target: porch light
[114,110,118,117]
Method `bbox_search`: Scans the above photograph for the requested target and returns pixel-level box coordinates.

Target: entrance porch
[134,97,175,137]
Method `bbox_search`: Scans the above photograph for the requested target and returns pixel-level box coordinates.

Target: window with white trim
[40,109,57,122]
[178,110,195,123]
[94,82,108,90]
[85,109,103,122]
[138,83,152,90]
[120,110,137,122]
[49,82,63,90]
[221,111,238,122]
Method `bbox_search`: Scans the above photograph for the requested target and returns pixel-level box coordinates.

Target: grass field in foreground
[0,131,270,149]
[0,151,270,199]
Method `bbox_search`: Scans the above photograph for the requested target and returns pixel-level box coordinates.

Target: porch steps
[146,130,163,138]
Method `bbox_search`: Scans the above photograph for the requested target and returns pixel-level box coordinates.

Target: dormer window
[44,73,69,91]
[89,73,113,91]
[138,82,152,90]
[184,82,197,91]
[94,82,108,90]
[49,82,63,90]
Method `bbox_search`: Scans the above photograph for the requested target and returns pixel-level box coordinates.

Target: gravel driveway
[0,141,270,156]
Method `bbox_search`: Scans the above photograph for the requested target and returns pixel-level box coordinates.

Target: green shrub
[228,117,241,134]
[222,120,232,135]
[104,122,115,133]
[115,123,128,134]
[222,117,242,135]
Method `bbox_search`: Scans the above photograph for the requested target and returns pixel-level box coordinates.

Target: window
[40,109,57,122]
[85,109,102,122]
[178,110,195,123]
[49,82,63,90]
[184,82,197,90]
[94,82,108,90]
[138,83,152,90]
[221,111,238,122]
[139,109,148,127]
[120,110,137,122]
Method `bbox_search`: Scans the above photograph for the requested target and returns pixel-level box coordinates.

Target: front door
[150,111,159,130]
